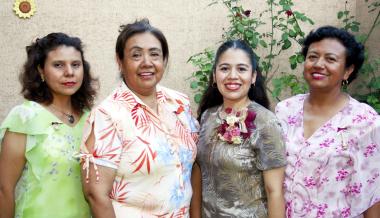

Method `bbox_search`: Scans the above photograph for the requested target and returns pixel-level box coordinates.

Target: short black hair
[116,18,169,62]
[197,39,269,121]
[20,32,97,113]
[302,26,365,84]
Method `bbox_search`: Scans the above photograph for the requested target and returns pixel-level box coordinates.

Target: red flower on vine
[285,10,293,17]
[243,10,251,17]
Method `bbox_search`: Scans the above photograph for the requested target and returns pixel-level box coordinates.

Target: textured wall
[0,0,378,121]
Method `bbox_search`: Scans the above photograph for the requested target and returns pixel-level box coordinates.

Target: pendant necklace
[50,104,75,124]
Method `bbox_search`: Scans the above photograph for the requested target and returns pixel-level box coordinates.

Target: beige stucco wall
[0,0,378,121]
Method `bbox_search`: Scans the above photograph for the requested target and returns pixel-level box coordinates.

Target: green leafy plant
[338,0,380,112]
[188,0,380,112]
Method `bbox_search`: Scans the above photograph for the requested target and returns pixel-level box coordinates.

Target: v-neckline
[34,102,85,128]
[301,95,352,141]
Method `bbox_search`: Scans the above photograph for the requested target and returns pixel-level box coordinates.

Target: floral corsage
[216,107,256,144]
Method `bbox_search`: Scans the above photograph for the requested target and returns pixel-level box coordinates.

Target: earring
[40,74,45,82]
[342,80,349,86]
[252,83,256,87]
[212,83,217,88]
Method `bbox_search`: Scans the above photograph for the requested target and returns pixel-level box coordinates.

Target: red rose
[225,107,233,114]
[243,10,251,17]
[285,10,293,17]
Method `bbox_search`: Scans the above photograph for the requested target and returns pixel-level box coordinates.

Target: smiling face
[118,32,165,97]
[303,38,353,93]
[214,48,256,108]
[39,45,84,99]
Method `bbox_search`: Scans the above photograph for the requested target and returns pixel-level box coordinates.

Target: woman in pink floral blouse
[275,26,380,217]
[79,19,199,217]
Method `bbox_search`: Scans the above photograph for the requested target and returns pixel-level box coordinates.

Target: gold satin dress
[196,102,287,218]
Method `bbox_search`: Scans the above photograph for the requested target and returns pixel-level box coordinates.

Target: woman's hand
[0,131,26,218]
[81,129,117,218]
[190,163,202,218]
[263,167,286,218]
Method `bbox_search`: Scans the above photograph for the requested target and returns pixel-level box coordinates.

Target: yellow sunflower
[13,0,36,19]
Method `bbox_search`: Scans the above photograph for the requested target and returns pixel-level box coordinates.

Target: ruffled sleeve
[1,102,52,152]
[80,106,123,172]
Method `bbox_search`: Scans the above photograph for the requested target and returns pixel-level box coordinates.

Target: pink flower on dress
[287,115,300,126]
[304,176,317,188]
[353,114,367,123]
[367,172,380,184]
[364,143,377,157]
[302,200,314,213]
[319,138,334,148]
[316,203,328,218]
[341,207,351,218]
[341,182,362,197]
[346,157,354,166]
[336,169,349,181]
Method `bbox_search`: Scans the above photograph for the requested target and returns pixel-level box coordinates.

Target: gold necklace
[49,104,75,124]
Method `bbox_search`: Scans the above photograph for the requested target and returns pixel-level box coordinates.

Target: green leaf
[281,33,289,41]
[245,30,254,38]
[289,55,297,65]
[194,93,202,103]
[259,40,268,48]
[338,11,344,19]
[369,77,380,89]
[289,29,297,37]
[237,24,245,33]
[290,63,297,70]
[307,18,315,25]
[351,25,359,32]
[282,40,292,49]
[297,55,304,63]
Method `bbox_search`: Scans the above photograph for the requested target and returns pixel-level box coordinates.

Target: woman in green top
[0,33,97,218]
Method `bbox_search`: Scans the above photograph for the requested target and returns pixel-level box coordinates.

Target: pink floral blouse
[275,94,380,218]
[80,83,199,217]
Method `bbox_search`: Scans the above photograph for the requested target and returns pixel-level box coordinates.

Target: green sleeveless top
[0,101,90,218]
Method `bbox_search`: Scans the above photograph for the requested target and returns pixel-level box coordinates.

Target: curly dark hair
[301,26,365,84]
[20,32,97,113]
[197,39,269,121]
[116,18,169,63]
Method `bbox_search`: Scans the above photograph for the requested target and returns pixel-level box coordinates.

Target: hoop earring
[212,83,217,88]
[342,80,349,86]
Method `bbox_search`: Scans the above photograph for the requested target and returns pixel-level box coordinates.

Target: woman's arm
[81,129,116,218]
[363,202,380,218]
[190,162,202,218]
[263,167,285,218]
[0,131,26,218]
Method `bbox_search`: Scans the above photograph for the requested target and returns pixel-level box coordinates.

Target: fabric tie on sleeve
[75,152,99,183]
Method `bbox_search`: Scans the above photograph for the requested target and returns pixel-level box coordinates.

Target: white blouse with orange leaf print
[80,82,199,218]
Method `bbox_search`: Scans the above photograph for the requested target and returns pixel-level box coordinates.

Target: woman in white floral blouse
[276,26,380,217]
[79,19,199,218]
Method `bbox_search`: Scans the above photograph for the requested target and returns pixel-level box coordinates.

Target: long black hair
[197,39,269,121]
